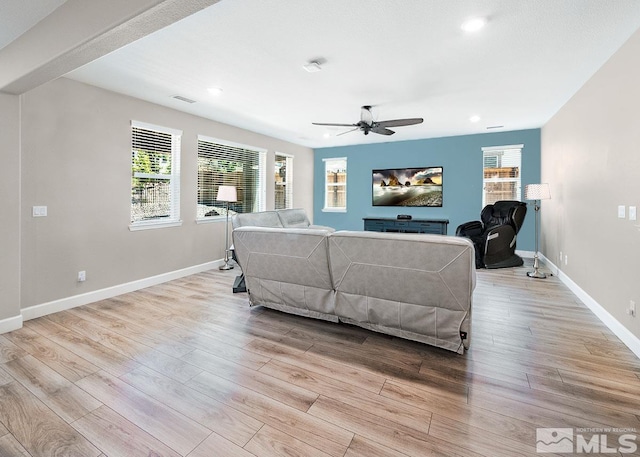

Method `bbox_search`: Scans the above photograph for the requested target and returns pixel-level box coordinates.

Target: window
[197,135,266,220]
[323,157,347,211]
[274,153,293,210]
[481,144,523,207]
[130,121,182,229]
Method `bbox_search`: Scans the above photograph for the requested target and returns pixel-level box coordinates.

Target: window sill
[196,217,227,224]
[322,208,347,213]
[129,220,183,231]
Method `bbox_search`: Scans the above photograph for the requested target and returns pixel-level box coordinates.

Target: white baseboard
[0,314,23,334]
[516,249,535,258]
[540,253,640,359]
[21,259,224,322]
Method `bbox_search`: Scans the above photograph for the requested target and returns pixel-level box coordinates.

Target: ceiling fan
[313,105,423,136]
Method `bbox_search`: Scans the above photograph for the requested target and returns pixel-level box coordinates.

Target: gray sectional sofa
[232,215,476,354]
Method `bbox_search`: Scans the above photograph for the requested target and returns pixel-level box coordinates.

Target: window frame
[129,120,182,231]
[322,157,347,212]
[481,144,523,208]
[196,135,267,223]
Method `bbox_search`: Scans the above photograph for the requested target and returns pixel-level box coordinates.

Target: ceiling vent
[173,95,196,104]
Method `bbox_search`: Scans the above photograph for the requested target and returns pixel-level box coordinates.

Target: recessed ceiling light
[323,132,331,138]
[469,115,481,123]
[461,17,486,33]
[207,87,223,96]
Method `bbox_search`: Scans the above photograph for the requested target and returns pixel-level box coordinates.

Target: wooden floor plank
[76,370,211,456]
[187,430,258,457]
[0,433,31,457]
[308,395,446,457]
[182,348,319,412]
[244,425,334,457]
[2,325,100,382]
[2,354,102,423]
[260,358,433,433]
[0,381,101,457]
[245,338,387,394]
[71,405,183,457]
[120,366,264,447]
[186,369,353,457]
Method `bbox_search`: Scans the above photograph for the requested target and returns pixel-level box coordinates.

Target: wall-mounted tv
[372,167,443,207]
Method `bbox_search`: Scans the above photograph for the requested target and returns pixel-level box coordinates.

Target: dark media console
[363,217,449,235]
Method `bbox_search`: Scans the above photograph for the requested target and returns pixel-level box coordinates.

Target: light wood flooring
[0,262,639,457]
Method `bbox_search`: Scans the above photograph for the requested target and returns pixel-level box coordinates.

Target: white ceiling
[4,0,640,148]
[0,0,67,49]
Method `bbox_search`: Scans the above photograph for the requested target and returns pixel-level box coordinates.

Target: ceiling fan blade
[336,127,360,136]
[312,122,358,127]
[377,118,424,128]
[371,126,395,136]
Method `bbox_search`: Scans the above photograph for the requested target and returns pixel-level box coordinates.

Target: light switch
[618,205,626,218]
[629,206,637,221]
[32,206,47,217]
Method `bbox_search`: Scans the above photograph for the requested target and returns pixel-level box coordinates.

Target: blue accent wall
[313,128,541,251]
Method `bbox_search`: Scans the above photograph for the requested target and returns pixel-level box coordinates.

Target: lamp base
[219,263,234,271]
[527,269,547,279]
[527,255,547,279]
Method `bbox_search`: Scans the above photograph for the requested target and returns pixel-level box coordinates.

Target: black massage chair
[456,200,527,269]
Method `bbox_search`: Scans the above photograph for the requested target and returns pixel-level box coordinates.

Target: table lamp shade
[217,185,237,202]
[524,183,551,201]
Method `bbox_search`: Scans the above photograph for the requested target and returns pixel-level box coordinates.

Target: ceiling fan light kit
[313,105,423,137]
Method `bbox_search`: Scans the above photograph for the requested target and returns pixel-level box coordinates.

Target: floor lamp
[524,183,551,278]
[217,185,237,270]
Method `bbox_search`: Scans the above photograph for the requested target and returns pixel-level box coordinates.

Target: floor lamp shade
[217,185,237,270]
[217,185,237,202]
[524,183,551,201]
[524,183,550,279]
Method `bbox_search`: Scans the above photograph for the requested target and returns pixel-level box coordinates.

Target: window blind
[131,121,181,225]
[275,153,293,210]
[197,136,266,219]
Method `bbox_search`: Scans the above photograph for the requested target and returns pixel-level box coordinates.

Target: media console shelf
[363,217,449,235]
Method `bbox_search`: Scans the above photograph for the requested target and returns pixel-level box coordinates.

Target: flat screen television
[372,167,443,207]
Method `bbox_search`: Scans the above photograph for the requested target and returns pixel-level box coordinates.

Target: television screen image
[372,167,443,207]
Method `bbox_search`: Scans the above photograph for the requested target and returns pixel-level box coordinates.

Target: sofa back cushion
[328,231,475,352]
[277,208,311,228]
[232,211,283,230]
[232,227,334,316]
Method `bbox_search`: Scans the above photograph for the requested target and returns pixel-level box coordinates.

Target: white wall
[0,93,21,327]
[541,29,640,340]
[18,77,314,310]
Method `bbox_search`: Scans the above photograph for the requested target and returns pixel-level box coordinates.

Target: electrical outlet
[629,206,637,221]
[559,251,563,264]
[78,271,86,282]
[564,254,568,266]
[618,205,626,218]
[629,300,636,317]
[32,206,48,217]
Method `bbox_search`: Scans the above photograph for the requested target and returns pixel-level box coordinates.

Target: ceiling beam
[0,0,220,95]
